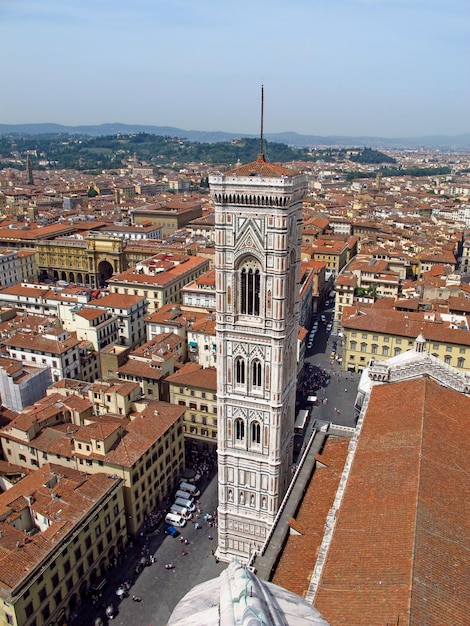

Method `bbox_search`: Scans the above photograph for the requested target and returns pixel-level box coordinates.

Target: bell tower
[210,95,308,562]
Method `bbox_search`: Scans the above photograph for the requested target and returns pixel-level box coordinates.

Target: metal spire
[258,84,265,161]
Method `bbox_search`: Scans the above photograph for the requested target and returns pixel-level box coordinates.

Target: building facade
[210,153,307,562]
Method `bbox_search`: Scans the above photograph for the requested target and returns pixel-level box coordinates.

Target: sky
[1,0,469,138]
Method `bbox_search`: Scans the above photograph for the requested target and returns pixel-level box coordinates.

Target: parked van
[165,513,186,528]
[175,497,196,512]
[179,481,200,497]
[170,504,190,518]
[175,490,194,503]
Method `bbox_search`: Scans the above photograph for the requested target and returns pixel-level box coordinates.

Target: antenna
[258,84,265,161]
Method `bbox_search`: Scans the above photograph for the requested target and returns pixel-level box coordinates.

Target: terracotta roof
[166,362,217,390]
[88,293,145,309]
[0,464,121,591]
[118,359,165,381]
[315,378,470,626]
[342,306,470,346]
[272,438,349,596]
[225,155,298,177]
[5,331,80,354]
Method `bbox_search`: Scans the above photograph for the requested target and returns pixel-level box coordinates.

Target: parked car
[179,482,200,497]
[307,340,313,349]
[164,525,179,537]
[165,513,186,528]
[326,322,332,331]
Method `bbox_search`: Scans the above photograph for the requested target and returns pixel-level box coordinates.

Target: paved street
[77,471,226,626]
[303,306,361,430]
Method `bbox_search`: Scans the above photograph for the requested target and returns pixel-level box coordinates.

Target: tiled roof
[342,306,470,346]
[118,359,164,381]
[5,331,80,354]
[225,155,298,177]
[272,438,349,596]
[166,362,217,390]
[88,293,145,309]
[0,465,121,591]
[314,378,470,626]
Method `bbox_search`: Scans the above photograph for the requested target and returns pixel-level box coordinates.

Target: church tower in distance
[210,112,308,562]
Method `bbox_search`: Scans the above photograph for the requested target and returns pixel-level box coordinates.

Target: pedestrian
[132,595,142,602]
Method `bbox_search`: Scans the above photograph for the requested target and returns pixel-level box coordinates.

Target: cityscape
[0,128,468,626]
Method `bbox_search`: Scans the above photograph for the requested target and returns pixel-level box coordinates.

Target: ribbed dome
[168,561,330,626]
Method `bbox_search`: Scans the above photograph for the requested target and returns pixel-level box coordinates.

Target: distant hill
[0,122,469,150]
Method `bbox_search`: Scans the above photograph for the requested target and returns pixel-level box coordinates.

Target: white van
[170,504,190,517]
[175,497,196,512]
[175,490,194,503]
[179,481,200,497]
[165,512,186,528]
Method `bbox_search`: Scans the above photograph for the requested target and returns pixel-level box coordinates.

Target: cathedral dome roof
[168,561,330,626]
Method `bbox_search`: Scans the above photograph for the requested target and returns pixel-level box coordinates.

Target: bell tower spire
[258,84,266,162]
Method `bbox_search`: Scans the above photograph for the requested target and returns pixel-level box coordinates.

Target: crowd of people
[297,363,330,401]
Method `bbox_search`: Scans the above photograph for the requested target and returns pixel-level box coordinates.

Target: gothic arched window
[235,357,245,385]
[235,418,245,441]
[240,261,260,316]
[252,359,262,388]
[251,421,261,445]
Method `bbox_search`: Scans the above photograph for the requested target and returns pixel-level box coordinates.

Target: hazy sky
[1,0,469,137]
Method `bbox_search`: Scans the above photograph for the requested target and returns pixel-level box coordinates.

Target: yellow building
[108,254,210,313]
[0,393,186,535]
[71,401,186,534]
[36,234,126,287]
[0,463,126,626]
[341,303,470,373]
[166,362,217,456]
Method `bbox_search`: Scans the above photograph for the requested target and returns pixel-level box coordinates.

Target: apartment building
[108,253,210,313]
[341,302,470,373]
[0,464,126,626]
[0,356,52,412]
[303,239,349,276]
[130,198,203,237]
[87,380,142,417]
[180,269,216,311]
[116,333,183,399]
[0,249,20,287]
[58,303,119,351]
[349,258,400,298]
[187,317,217,368]
[166,363,217,455]
[86,293,147,349]
[0,394,186,534]
[418,248,457,278]
[4,328,82,382]
[16,249,38,283]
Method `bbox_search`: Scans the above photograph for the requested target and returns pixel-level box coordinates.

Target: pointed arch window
[252,359,262,388]
[251,421,261,445]
[235,418,245,441]
[235,357,245,385]
[240,266,260,315]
